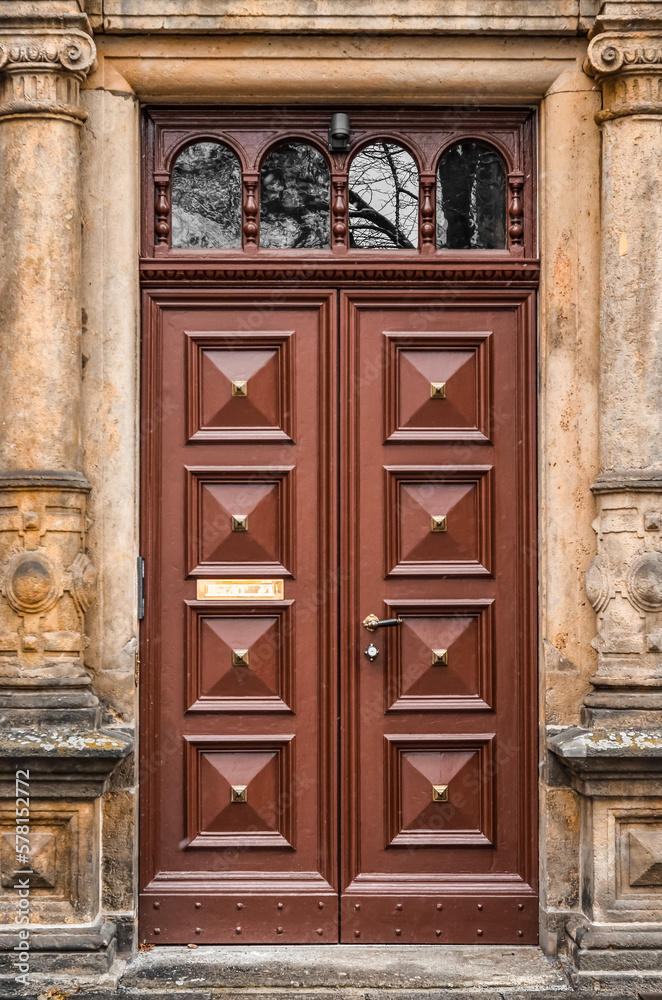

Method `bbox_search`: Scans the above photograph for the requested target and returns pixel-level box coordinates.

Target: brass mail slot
[197,579,284,601]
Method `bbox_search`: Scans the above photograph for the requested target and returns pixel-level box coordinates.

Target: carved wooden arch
[142,105,536,264]
[257,134,333,172]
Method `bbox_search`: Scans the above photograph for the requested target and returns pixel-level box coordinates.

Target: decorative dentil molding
[0,28,96,123]
[586,31,662,120]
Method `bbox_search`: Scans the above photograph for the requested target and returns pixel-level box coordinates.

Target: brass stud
[153,902,160,910]
[354,903,360,911]
[232,380,248,397]
[277,926,283,934]
[431,648,448,666]
[317,928,323,935]
[395,928,402,936]
[396,903,403,911]
[318,902,324,909]
[477,929,483,936]
[231,785,248,804]
[195,902,202,909]
[232,648,250,667]
[236,903,244,910]
[432,784,449,803]
[232,514,248,532]
[235,926,242,934]
[435,929,442,936]
[195,928,201,934]
[354,930,360,938]
[518,930,524,937]
[277,902,284,910]
[477,904,483,911]
[436,903,443,911]
[154,928,161,935]
[518,903,524,910]
[430,381,446,399]
[430,514,447,533]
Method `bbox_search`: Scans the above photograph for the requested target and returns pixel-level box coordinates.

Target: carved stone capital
[586,31,662,120]
[0,28,96,123]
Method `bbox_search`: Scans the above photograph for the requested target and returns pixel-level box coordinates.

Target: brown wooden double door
[140,286,538,945]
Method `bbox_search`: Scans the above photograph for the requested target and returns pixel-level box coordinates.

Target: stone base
[3,942,662,998]
[0,918,116,991]
[121,944,566,992]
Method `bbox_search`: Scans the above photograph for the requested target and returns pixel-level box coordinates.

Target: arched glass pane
[260,143,330,249]
[348,142,418,250]
[437,141,506,250]
[171,142,242,249]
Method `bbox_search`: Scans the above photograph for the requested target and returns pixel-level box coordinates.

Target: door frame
[138,105,539,945]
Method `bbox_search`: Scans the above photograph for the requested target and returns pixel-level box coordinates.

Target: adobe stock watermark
[13,768,32,986]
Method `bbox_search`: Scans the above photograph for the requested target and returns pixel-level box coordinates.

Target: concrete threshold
[120,944,568,992]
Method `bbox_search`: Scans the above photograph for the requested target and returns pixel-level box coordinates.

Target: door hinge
[137,556,145,621]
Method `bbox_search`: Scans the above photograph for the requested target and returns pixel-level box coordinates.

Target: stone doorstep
[119,945,567,991]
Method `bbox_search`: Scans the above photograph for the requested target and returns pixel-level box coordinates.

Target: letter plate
[196,579,284,601]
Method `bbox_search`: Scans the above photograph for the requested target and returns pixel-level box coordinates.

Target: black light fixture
[328,113,351,152]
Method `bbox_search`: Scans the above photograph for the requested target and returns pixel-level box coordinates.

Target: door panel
[140,292,338,944]
[140,287,537,946]
[339,292,537,943]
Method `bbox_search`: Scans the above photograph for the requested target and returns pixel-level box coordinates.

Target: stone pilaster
[0,10,131,981]
[549,9,662,988]
[0,14,97,719]
[584,22,662,716]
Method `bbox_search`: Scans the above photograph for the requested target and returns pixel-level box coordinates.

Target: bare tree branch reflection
[348,142,419,249]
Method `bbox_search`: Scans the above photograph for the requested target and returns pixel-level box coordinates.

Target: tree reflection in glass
[437,142,506,250]
[171,142,242,249]
[260,143,330,249]
[348,143,419,249]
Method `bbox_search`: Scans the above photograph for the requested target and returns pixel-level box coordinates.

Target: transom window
[146,108,534,258]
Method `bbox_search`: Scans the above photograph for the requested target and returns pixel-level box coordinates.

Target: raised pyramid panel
[385,735,494,848]
[385,600,494,711]
[384,331,492,443]
[187,467,294,576]
[186,331,294,441]
[385,466,492,576]
[185,735,295,848]
[186,602,294,712]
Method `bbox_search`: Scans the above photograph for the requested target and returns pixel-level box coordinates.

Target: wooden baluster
[331,175,348,252]
[154,172,170,251]
[243,173,259,249]
[507,171,525,255]
[420,173,436,254]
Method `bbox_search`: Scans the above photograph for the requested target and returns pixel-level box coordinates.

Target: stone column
[583,25,662,713]
[550,12,662,988]
[0,14,98,718]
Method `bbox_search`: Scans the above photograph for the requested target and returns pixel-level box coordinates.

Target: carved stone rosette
[586,31,662,120]
[0,28,96,123]
[0,475,97,711]
[586,478,662,696]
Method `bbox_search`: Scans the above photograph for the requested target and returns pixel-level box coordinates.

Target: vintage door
[339,292,537,942]
[140,106,538,946]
